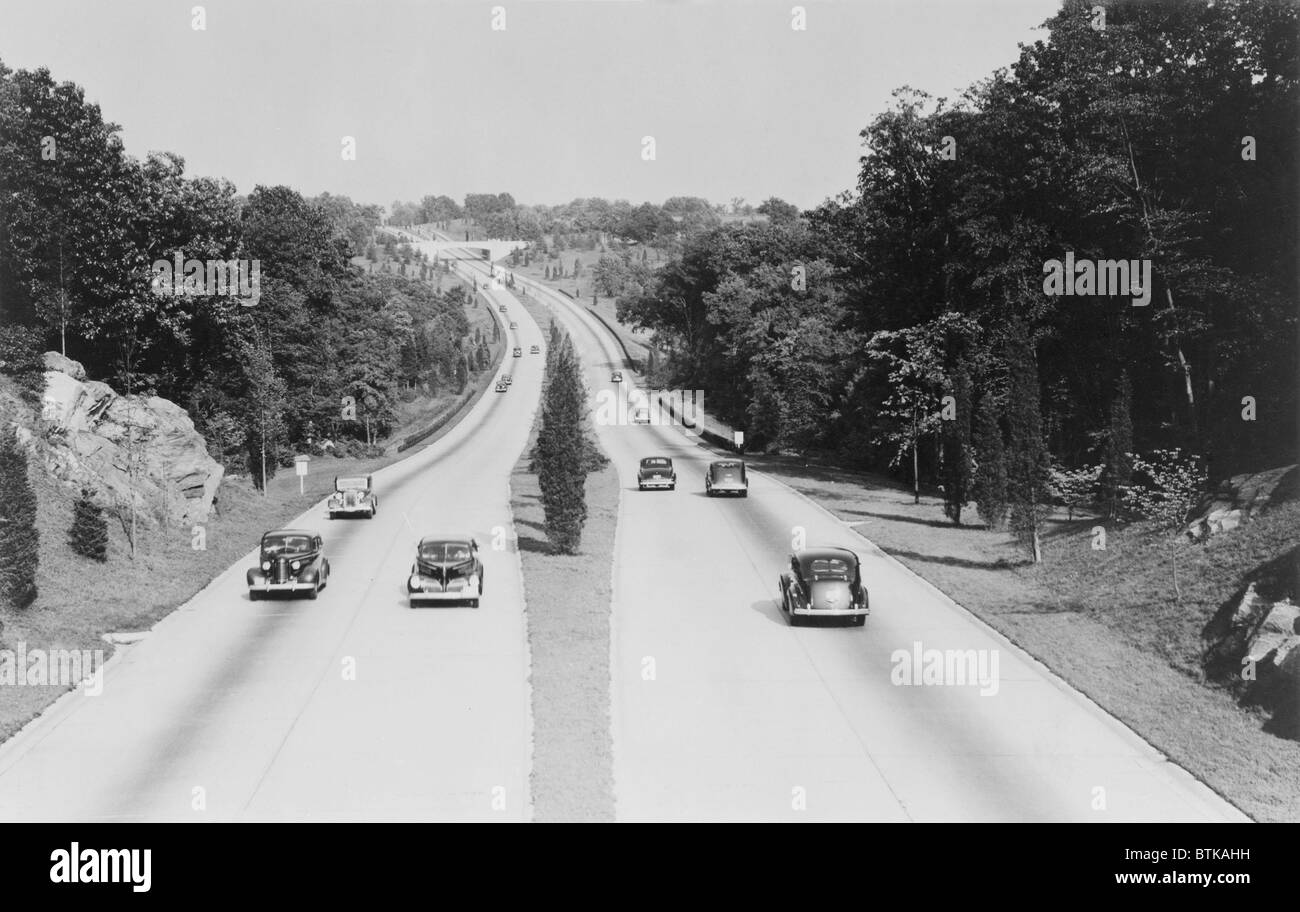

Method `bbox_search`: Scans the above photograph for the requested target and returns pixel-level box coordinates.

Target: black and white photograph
[0,0,1294,881]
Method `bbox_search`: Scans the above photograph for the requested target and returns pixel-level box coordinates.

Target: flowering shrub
[1047,463,1103,520]
[1120,448,1207,530]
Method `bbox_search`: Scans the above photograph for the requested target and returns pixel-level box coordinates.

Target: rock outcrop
[1184,464,1298,541]
[36,354,222,526]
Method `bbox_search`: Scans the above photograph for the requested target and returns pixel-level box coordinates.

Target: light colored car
[408,535,484,608]
[502,374,512,385]
[513,347,522,357]
[495,381,508,393]
[705,460,748,497]
[248,530,330,600]
[637,456,675,490]
[778,548,869,627]
[328,475,377,519]
[509,321,518,329]
[530,344,540,354]
[630,404,651,424]
[611,370,623,383]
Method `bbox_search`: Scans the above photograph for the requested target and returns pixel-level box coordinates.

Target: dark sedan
[778,547,869,626]
[637,456,676,491]
[248,529,331,600]
[408,535,484,607]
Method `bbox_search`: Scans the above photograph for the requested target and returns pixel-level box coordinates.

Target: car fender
[247,568,265,586]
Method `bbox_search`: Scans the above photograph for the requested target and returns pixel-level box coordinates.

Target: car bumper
[639,478,674,488]
[409,590,479,603]
[709,484,747,495]
[328,505,371,515]
[249,581,318,593]
[790,605,869,617]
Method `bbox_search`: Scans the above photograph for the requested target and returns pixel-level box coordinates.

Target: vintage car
[248,529,331,600]
[778,547,869,627]
[499,304,508,313]
[408,535,484,607]
[611,370,624,383]
[705,459,748,497]
[513,347,522,357]
[637,456,676,491]
[502,374,513,385]
[509,321,518,329]
[495,381,508,393]
[328,474,378,519]
[630,403,651,424]
[530,344,540,354]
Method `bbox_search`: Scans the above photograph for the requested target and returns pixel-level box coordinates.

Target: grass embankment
[742,453,1300,822]
[0,310,505,744]
[508,287,617,822]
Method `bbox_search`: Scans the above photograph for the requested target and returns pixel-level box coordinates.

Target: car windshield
[809,558,852,581]
[713,463,741,475]
[263,534,313,554]
[641,458,670,467]
[336,476,368,491]
[420,541,473,562]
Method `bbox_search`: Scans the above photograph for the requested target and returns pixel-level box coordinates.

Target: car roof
[264,529,317,538]
[640,456,672,463]
[795,547,859,567]
[710,460,744,468]
[418,534,475,546]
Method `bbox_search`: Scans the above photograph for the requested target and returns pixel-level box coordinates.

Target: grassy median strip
[509,289,617,822]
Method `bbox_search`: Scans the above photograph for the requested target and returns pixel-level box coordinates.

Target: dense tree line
[619,0,1297,540]
[0,60,479,484]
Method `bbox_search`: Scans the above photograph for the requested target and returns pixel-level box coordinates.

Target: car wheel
[470,599,480,609]
[741,490,748,498]
[853,614,866,627]
[307,583,319,600]
[370,505,376,518]
[250,590,262,601]
[328,512,336,520]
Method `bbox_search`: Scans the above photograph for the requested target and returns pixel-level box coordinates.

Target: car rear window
[641,458,670,467]
[809,558,852,580]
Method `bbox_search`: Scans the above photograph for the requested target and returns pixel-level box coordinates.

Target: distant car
[328,474,377,519]
[630,404,651,424]
[530,344,540,354]
[778,547,869,627]
[502,374,513,385]
[248,530,330,600]
[499,305,508,313]
[513,347,522,357]
[495,381,508,393]
[408,535,483,608]
[705,460,748,497]
[611,370,624,383]
[637,456,676,491]
[509,321,518,329]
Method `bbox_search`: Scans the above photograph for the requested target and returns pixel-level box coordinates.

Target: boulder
[1244,596,1300,667]
[42,351,87,381]
[35,356,223,526]
[1184,464,1298,541]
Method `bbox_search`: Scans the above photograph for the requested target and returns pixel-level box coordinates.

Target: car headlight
[409,573,421,589]
[261,560,270,571]
[291,560,301,571]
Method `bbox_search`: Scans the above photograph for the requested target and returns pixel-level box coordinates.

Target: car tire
[741,490,748,498]
[328,512,336,520]
[250,590,262,601]
[307,583,319,600]
[853,614,866,627]
[471,599,480,609]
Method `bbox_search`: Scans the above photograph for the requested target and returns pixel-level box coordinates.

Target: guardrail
[652,391,738,453]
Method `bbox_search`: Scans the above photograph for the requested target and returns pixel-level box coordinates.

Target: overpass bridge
[380,225,526,262]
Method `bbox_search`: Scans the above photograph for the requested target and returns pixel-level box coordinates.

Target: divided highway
[0,280,543,822]
[445,246,1248,823]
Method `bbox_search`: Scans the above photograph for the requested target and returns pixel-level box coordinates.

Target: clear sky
[0,0,1064,211]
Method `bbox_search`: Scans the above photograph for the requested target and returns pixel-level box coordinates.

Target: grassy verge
[509,288,617,822]
[741,452,1300,822]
